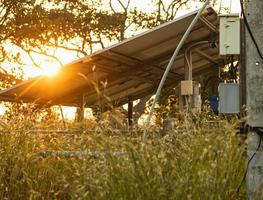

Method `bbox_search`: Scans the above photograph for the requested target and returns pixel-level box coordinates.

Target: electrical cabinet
[219,14,240,55]
[219,83,240,114]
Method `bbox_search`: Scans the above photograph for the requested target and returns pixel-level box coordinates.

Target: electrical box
[179,81,201,112]
[219,14,240,55]
[180,80,193,95]
[219,83,240,114]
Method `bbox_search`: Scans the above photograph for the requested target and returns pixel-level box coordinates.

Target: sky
[1,0,241,119]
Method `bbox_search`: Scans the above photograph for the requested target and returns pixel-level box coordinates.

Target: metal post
[184,41,209,80]
[128,96,133,129]
[184,50,191,80]
[181,50,193,111]
[143,0,210,142]
[243,0,263,198]
[78,94,85,122]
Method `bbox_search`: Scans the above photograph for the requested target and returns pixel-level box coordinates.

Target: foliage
[0,0,128,86]
[2,102,60,128]
[145,87,179,126]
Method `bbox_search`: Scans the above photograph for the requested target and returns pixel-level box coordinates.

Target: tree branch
[117,0,127,11]
[27,47,64,67]
[109,0,117,14]
[47,42,88,56]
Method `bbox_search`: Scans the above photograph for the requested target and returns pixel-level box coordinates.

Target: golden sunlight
[23,48,78,78]
[40,64,61,77]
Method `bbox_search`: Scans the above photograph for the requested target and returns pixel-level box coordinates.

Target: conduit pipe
[143,0,210,142]
[184,41,210,80]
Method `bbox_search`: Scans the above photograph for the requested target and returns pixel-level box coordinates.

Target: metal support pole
[128,96,133,128]
[182,50,192,111]
[184,50,192,80]
[184,41,210,81]
[143,0,210,142]
[78,94,85,122]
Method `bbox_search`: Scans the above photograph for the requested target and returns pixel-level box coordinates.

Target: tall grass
[0,112,247,199]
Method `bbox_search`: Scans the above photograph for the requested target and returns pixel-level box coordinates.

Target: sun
[23,48,78,78]
[40,64,61,77]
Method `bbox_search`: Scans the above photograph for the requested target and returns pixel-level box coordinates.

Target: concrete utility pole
[244,0,263,198]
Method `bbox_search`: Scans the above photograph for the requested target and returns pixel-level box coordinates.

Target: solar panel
[0,7,223,108]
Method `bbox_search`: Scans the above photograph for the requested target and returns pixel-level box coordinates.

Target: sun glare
[22,48,78,78]
[40,65,61,77]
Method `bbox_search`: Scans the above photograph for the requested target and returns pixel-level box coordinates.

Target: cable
[240,0,263,60]
[236,131,262,194]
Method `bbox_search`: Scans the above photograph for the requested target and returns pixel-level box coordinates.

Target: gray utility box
[219,83,240,114]
[219,14,240,55]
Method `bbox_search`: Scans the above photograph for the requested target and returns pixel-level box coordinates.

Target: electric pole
[244,0,263,198]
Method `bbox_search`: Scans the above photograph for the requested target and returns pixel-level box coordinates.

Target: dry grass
[0,110,247,199]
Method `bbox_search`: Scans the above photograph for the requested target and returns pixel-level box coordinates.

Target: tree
[0,0,126,86]
[0,0,131,122]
